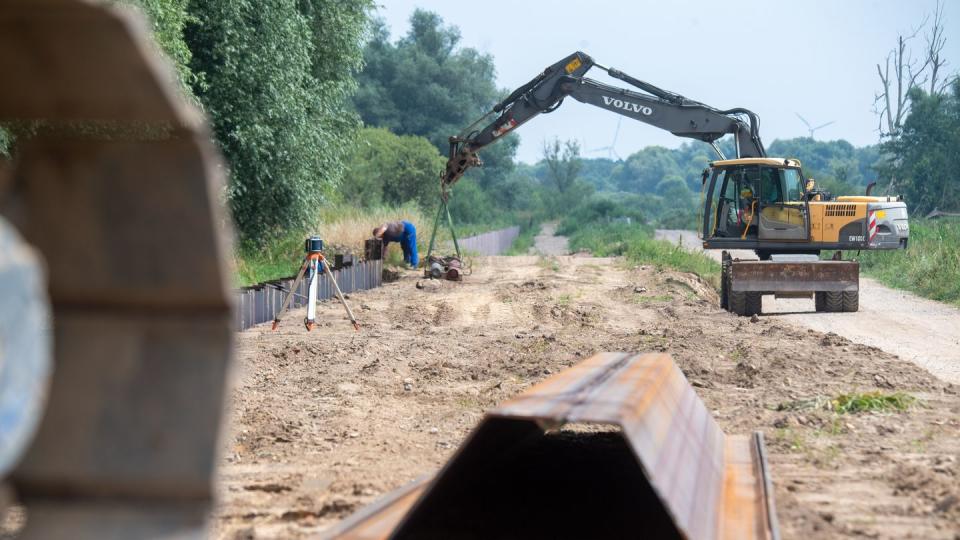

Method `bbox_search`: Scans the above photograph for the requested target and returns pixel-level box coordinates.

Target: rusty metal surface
[0,0,200,126]
[321,479,427,540]
[328,353,778,540]
[1,1,234,538]
[730,260,859,293]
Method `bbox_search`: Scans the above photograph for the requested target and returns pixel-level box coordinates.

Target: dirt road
[531,221,568,255]
[214,244,959,539]
[655,229,960,384]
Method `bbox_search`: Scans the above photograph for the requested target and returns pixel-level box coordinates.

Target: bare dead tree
[874,1,957,193]
[925,1,951,95]
[875,0,956,138]
[874,21,929,138]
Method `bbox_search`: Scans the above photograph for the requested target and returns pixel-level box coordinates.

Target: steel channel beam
[327,352,779,540]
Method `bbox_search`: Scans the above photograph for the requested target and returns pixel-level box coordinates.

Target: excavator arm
[442,51,766,187]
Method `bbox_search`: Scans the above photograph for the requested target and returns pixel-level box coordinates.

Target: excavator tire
[814,292,826,312]
[823,291,844,312]
[745,292,763,316]
[720,264,730,310]
[728,291,762,317]
[842,291,859,312]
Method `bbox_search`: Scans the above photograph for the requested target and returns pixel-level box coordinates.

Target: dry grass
[236,204,444,286]
[313,204,428,255]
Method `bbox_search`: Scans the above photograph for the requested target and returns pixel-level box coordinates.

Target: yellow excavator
[441,51,909,315]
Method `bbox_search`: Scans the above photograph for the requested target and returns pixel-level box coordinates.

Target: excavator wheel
[728,291,762,317]
[719,254,731,310]
[842,291,859,312]
[814,292,827,312]
[823,291,844,312]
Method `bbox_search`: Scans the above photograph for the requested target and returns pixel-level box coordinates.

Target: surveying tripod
[272,236,360,332]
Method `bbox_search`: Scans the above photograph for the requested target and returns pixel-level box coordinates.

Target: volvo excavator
[441,51,909,316]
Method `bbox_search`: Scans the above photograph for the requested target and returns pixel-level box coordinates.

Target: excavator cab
[701,159,812,252]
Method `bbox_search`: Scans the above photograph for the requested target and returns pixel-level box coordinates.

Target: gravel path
[532,222,568,256]
[655,229,960,384]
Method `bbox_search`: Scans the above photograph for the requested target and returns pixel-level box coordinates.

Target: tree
[881,81,960,214]
[874,1,957,194]
[0,127,10,160]
[541,138,593,216]
[185,0,370,244]
[613,146,679,193]
[353,11,518,187]
[873,1,955,138]
[121,0,197,89]
[542,138,582,193]
[342,127,445,209]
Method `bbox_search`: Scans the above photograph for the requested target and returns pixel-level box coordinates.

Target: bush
[342,127,445,210]
[557,195,645,236]
[0,127,10,158]
[566,223,720,288]
[186,0,369,246]
[858,218,960,305]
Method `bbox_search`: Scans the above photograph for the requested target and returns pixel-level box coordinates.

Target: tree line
[1,3,956,245]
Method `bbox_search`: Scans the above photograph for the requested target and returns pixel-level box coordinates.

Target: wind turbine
[589,116,623,160]
[795,113,836,139]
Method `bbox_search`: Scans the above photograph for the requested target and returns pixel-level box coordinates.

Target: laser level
[272,236,360,332]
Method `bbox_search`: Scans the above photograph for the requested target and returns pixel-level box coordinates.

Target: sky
[376,0,960,163]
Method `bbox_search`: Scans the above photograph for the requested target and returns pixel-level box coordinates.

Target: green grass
[858,218,960,306]
[567,223,721,288]
[778,391,917,414]
[504,224,539,255]
[830,391,917,414]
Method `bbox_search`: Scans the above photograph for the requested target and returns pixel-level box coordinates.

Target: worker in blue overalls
[373,220,419,268]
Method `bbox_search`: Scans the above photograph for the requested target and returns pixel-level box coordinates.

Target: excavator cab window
[706,167,759,239]
[757,166,810,241]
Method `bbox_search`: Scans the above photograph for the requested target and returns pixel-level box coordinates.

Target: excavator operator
[738,186,756,230]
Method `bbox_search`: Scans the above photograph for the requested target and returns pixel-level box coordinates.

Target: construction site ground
[213,228,960,540]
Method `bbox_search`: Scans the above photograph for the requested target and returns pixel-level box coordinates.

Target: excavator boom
[443,51,765,186]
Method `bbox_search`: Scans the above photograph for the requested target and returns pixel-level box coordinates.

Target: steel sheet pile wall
[458,226,520,256]
[235,260,382,331]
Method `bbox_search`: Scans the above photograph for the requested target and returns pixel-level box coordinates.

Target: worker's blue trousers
[386,221,419,267]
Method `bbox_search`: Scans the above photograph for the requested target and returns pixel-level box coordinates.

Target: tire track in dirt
[215,250,960,539]
[655,229,960,384]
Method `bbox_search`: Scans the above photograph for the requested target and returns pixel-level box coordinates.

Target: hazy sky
[377,0,960,163]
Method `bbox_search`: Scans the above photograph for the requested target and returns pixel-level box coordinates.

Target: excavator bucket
[326,353,780,540]
[0,1,233,538]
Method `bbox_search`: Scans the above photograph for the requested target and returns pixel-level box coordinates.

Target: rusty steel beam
[326,353,779,540]
[1,1,234,538]
[730,260,859,293]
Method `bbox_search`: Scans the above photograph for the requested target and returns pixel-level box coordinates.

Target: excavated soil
[213,254,960,540]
